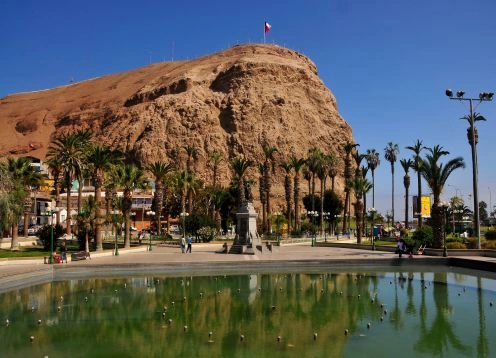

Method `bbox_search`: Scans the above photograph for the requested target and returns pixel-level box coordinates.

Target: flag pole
[263,22,266,44]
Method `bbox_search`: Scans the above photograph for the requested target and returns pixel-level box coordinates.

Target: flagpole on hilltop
[263,21,271,44]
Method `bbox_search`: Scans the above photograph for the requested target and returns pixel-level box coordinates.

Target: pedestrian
[60,240,67,263]
[186,236,192,253]
[180,236,186,253]
[396,238,406,258]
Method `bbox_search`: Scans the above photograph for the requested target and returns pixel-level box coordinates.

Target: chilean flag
[264,22,271,33]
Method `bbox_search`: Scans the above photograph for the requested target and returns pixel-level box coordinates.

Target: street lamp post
[322,212,330,242]
[180,211,189,240]
[369,208,377,251]
[440,202,449,257]
[334,214,341,240]
[146,210,155,251]
[110,210,120,256]
[130,212,136,229]
[308,211,319,246]
[46,206,60,264]
[446,89,493,249]
[273,212,282,244]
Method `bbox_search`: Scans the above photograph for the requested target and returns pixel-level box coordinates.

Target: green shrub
[482,240,496,250]
[484,230,496,241]
[446,242,467,249]
[197,226,218,242]
[36,224,65,250]
[403,237,416,252]
[411,226,434,248]
[465,237,479,249]
[446,236,464,244]
[400,228,410,238]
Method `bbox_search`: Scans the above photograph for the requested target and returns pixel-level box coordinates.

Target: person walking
[60,240,68,263]
[180,236,186,253]
[186,236,192,253]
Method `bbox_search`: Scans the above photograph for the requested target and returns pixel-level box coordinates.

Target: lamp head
[456,91,465,98]
[480,92,494,100]
[445,89,453,98]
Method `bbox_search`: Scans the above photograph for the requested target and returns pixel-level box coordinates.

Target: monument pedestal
[229,202,262,254]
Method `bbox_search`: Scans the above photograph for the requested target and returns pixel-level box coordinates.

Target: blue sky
[1,0,495,219]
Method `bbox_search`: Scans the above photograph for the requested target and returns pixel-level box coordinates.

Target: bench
[71,251,91,261]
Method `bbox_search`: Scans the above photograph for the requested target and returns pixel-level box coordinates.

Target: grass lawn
[0,247,49,258]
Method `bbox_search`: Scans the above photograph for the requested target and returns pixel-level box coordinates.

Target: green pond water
[1,268,495,358]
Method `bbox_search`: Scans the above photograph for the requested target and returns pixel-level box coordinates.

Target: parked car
[28,226,40,235]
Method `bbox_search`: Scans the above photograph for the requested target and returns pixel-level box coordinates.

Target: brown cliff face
[0,44,354,203]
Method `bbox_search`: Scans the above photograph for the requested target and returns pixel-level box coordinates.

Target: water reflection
[0,270,495,357]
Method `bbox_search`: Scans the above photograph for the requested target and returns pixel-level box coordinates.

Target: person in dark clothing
[186,236,192,253]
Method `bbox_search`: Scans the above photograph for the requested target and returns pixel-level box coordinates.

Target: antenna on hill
[69,77,74,84]
[171,41,175,61]
[149,52,152,64]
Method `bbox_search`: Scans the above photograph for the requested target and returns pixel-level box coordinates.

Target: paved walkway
[2,237,496,294]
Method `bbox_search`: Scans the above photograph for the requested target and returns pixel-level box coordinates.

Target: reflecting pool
[1,268,495,357]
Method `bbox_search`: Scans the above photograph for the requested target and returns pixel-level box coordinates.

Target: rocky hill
[0,44,355,203]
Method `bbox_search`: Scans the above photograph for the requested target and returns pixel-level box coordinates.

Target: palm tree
[406,140,425,228]
[46,157,63,225]
[47,130,91,235]
[306,147,323,212]
[317,155,331,234]
[342,142,359,233]
[208,151,222,187]
[262,145,278,232]
[384,142,400,230]
[280,162,293,234]
[112,164,148,247]
[290,156,306,232]
[7,157,42,239]
[366,149,380,207]
[147,161,175,237]
[349,176,372,243]
[327,155,339,194]
[183,145,198,213]
[86,145,123,251]
[175,170,196,231]
[72,129,93,214]
[207,151,222,222]
[420,145,465,248]
[183,145,198,173]
[76,195,97,253]
[257,163,267,233]
[230,157,253,207]
[400,159,413,228]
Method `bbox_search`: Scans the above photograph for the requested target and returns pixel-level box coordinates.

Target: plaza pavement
[2,237,496,289]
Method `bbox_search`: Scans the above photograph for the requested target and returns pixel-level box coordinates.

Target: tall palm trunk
[55,183,61,225]
[404,174,410,228]
[354,201,364,243]
[293,175,300,231]
[66,179,72,235]
[319,177,325,235]
[123,191,132,247]
[10,224,19,250]
[77,178,83,215]
[23,195,31,238]
[371,170,376,207]
[417,170,422,228]
[283,171,292,234]
[94,175,103,251]
[342,190,350,234]
[264,167,272,233]
[391,163,395,227]
[155,182,164,236]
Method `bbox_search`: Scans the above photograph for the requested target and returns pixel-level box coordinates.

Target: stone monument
[229,184,262,253]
